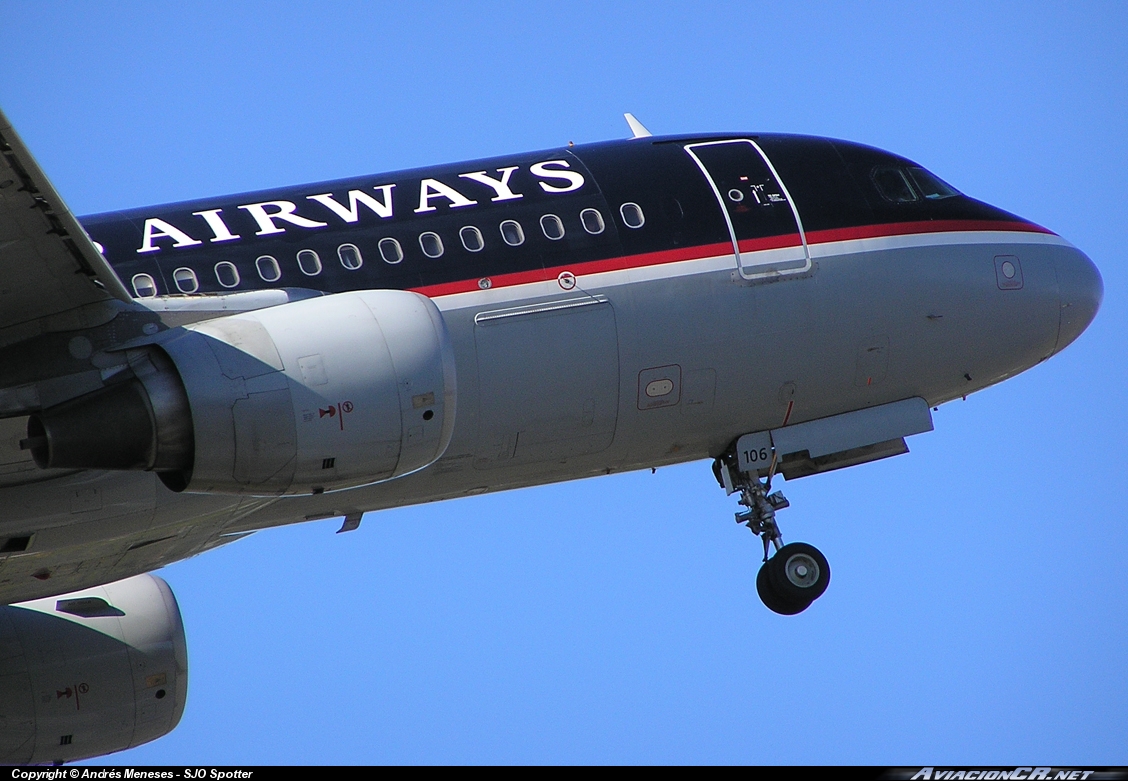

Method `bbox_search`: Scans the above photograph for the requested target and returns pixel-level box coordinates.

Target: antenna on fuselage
[624,113,652,139]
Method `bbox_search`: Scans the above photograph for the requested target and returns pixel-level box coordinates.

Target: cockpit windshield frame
[906,166,961,200]
[872,165,961,203]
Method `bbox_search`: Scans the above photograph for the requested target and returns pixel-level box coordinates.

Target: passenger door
[684,139,811,280]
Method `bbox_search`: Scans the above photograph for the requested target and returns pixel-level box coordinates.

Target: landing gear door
[684,140,811,280]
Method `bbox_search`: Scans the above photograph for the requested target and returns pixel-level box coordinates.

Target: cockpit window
[907,167,960,200]
[871,167,918,203]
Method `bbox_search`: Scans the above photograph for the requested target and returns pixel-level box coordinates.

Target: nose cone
[1056,248,1103,353]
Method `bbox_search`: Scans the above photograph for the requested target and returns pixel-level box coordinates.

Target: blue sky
[2,1,1125,764]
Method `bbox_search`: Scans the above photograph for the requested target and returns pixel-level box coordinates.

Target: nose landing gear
[714,453,830,615]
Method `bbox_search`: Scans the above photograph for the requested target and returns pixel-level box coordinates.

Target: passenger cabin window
[338,243,363,270]
[297,249,322,276]
[907,167,960,200]
[540,214,565,240]
[460,226,484,252]
[620,202,645,229]
[580,208,605,235]
[379,237,403,264]
[215,262,240,289]
[257,255,282,282]
[500,220,524,246]
[420,232,444,258]
[131,273,157,298]
[173,267,199,294]
[872,167,918,203]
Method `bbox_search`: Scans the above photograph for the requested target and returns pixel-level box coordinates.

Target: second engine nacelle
[0,574,187,765]
[28,290,456,496]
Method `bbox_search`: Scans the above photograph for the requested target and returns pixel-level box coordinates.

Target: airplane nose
[1055,248,1103,353]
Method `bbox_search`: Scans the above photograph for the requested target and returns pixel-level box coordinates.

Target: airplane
[0,108,1102,763]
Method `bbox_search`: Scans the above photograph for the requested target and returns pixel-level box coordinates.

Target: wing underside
[0,107,131,342]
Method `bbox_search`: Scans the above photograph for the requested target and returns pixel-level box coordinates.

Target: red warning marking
[57,683,87,710]
[319,402,354,431]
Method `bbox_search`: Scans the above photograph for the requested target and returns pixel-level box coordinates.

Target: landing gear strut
[714,452,830,614]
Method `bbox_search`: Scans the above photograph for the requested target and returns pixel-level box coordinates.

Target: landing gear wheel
[714,453,831,615]
[756,562,808,615]
[768,542,830,608]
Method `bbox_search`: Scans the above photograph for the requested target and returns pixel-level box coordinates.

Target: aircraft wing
[0,505,260,605]
[0,107,132,342]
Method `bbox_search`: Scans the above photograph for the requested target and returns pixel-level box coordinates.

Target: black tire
[756,561,810,615]
[767,542,830,607]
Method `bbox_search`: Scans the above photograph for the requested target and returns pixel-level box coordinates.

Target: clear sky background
[2,1,1125,765]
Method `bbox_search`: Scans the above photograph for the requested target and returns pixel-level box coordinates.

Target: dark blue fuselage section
[80,134,1029,300]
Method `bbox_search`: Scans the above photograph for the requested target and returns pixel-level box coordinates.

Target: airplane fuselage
[0,133,1101,604]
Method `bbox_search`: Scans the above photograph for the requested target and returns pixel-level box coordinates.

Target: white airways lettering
[135,160,587,253]
[137,218,203,253]
[238,201,329,235]
[529,160,585,193]
[307,185,396,222]
[458,167,523,202]
[192,209,241,243]
[415,178,478,213]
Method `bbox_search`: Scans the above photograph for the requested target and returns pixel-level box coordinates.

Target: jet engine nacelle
[28,290,456,495]
[0,574,187,765]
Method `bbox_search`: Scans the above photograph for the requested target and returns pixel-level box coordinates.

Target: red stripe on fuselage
[413,240,736,297]
[411,219,1054,298]
[803,219,1054,245]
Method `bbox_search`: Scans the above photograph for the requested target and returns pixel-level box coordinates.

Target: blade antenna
[624,113,652,139]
